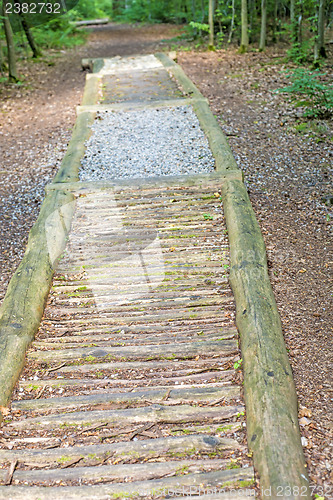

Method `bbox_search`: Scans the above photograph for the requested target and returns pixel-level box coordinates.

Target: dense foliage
[0,0,332,85]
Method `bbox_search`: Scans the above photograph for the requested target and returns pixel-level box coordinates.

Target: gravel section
[80,106,215,180]
[100,54,163,74]
[0,131,72,305]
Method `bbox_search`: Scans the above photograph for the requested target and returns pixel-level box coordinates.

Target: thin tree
[208,0,214,48]
[200,0,205,22]
[0,36,6,73]
[1,1,18,81]
[240,0,249,52]
[191,0,196,20]
[228,0,235,43]
[290,0,295,22]
[314,0,327,63]
[17,2,42,58]
[259,0,267,50]
[272,0,278,43]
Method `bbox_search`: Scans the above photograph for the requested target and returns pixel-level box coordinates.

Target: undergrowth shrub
[278,68,333,118]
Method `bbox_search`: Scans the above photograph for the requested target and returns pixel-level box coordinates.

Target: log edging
[0,63,100,418]
[157,53,310,498]
[221,180,310,498]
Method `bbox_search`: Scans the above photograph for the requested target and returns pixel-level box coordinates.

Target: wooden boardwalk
[0,177,255,498]
[0,54,310,499]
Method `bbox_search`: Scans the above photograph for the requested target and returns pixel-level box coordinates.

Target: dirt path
[0,24,332,492]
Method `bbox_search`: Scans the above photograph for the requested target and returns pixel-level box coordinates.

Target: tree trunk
[228,0,235,43]
[208,0,214,48]
[248,0,255,37]
[1,2,18,81]
[191,0,196,21]
[272,0,278,43]
[298,12,302,44]
[314,0,327,62]
[19,13,42,58]
[200,0,205,22]
[259,0,267,50]
[290,0,295,22]
[240,0,249,52]
[0,38,7,74]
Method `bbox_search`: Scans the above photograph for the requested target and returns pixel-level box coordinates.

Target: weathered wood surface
[53,112,95,183]
[0,458,229,484]
[0,467,255,499]
[1,177,253,497]
[12,384,240,411]
[0,434,242,464]
[222,179,310,498]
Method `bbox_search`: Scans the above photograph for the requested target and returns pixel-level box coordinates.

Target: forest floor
[0,23,332,493]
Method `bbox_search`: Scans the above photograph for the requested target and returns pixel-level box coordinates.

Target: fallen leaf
[299,407,312,418]
[299,416,311,426]
[0,406,10,417]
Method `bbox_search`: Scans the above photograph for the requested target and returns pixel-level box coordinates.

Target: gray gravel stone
[80,106,215,181]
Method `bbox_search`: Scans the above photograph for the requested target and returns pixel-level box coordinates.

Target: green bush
[278,68,333,118]
[69,0,113,21]
[32,16,87,49]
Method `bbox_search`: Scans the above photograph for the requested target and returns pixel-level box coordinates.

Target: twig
[4,460,18,485]
[100,427,138,441]
[45,362,67,374]
[77,422,108,435]
[60,457,83,469]
[23,462,52,468]
[208,397,226,406]
[129,422,155,440]
[161,388,171,402]
[56,330,69,338]
[143,399,155,405]
[36,386,47,399]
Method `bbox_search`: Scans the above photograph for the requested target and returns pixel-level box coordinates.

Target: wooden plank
[32,329,236,346]
[0,459,229,484]
[31,356,236,374]
[27,338,238,362]
[12,385,240,411]
[0,467,254,499]
[7,404,244,430]
[17,372,235,390]
[0,434,242,465]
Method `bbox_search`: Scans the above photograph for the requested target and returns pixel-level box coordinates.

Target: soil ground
[0,23,332,494]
